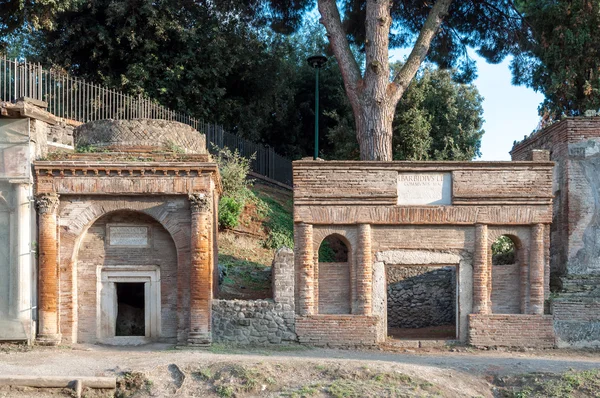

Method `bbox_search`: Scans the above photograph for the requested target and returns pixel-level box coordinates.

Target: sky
[390,48,545,161]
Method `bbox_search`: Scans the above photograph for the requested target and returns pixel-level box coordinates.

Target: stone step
[560,276,600,296]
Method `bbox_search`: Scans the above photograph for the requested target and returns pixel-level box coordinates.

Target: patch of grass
[203,363,279,396]
[494,369,600,398]
[257,194,294,250]
[115,371,152,398]
[218,254,271,296]
[215,384,235,397]
[194,367,213,381]
[209,343,307,356]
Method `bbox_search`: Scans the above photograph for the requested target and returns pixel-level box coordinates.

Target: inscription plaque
[109,226,149,246]
[397,173,451,205]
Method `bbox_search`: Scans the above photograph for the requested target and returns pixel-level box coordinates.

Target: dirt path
[0,344,599,397]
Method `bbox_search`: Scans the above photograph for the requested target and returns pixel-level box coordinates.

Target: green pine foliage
[512,0,600,120]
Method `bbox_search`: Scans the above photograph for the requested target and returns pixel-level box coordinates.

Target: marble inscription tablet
[397,173,451,205]
[109,226,149,246]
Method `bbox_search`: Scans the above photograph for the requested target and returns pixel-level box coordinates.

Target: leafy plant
[492,235,516,265]
[218,196,244,229]
[214,147,257,229]
[260,196,294,250]
[318,240,336,262]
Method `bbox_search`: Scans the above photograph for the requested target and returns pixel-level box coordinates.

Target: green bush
[260,196,294,250]
[213,146,255,200]
[213,147,258,229]
[218,196,244,229]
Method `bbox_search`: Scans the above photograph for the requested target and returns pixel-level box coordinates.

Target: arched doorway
[76,210,178,344]
[317,234,351,314]
[491,234,522,314]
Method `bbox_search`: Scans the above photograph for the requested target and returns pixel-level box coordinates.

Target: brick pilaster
[188,193,212,345]
[473,224,489,314]
[356,224,372,315]
[296,223,314,315]
[35,193,61,345]
[529,223,545,315]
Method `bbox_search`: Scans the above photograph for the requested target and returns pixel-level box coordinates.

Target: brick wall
[76,211,178,343]
[491,264,520,314]
[295,315,379,347]
[318,262,351,314]
[468,314,555,348]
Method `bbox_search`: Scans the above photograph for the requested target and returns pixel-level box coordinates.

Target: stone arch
[487,227,530,314]
[58,197,192,343]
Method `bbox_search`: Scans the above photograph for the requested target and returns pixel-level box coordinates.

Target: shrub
[218,196,244,229]
[213,147,259,229]
[213,146,255,200]
[261,196,294,249]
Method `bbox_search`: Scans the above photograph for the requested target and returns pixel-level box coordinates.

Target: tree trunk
[355,100,395,161]
[318,0,452,161]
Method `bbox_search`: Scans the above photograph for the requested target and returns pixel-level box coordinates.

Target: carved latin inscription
[397,173,451,205]
[108,226,149,246]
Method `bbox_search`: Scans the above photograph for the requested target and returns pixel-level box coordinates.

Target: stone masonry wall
[212,247,296,344]
[212,299,296,344]
[386,266,456,328]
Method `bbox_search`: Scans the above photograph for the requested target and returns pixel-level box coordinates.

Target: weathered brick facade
[33,120,220,346]
[293,160,555,348]
[511,117,600,346]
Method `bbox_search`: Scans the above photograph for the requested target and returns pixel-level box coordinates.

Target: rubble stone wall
[212,248,297,344]
[386,266,456,329]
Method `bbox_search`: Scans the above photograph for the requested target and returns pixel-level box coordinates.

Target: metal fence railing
[0,56,292,186]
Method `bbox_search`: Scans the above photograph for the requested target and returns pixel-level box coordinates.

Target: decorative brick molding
[468,314,556,348]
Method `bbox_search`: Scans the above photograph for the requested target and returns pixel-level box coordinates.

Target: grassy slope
[217,181,293,300]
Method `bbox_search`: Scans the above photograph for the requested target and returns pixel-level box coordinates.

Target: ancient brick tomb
[293,160,556,348]
[33,119,220,346]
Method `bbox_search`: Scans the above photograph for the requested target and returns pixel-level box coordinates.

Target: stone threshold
[381,339,459,349]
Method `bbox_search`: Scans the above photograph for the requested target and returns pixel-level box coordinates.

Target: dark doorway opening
[386,265,456,340]
[115,282,145,336]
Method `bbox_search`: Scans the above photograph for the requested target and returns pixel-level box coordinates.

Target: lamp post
[307,55,327,160]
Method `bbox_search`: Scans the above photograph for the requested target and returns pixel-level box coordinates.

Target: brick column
[356,224,372,315]
[188,193,213,345]
[35,193,61,345]
[529,223,545,315]
[473,224,490,314]
[296,223,314,316]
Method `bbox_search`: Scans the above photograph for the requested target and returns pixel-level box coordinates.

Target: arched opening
[318,234,351,314]
[76,210,178,343]
[491,235,521,314]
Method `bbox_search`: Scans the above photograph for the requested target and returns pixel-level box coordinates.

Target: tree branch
[318,0,362,105]
[391,0,453,103]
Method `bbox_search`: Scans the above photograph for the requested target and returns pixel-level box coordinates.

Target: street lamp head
[307,55,327,69]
